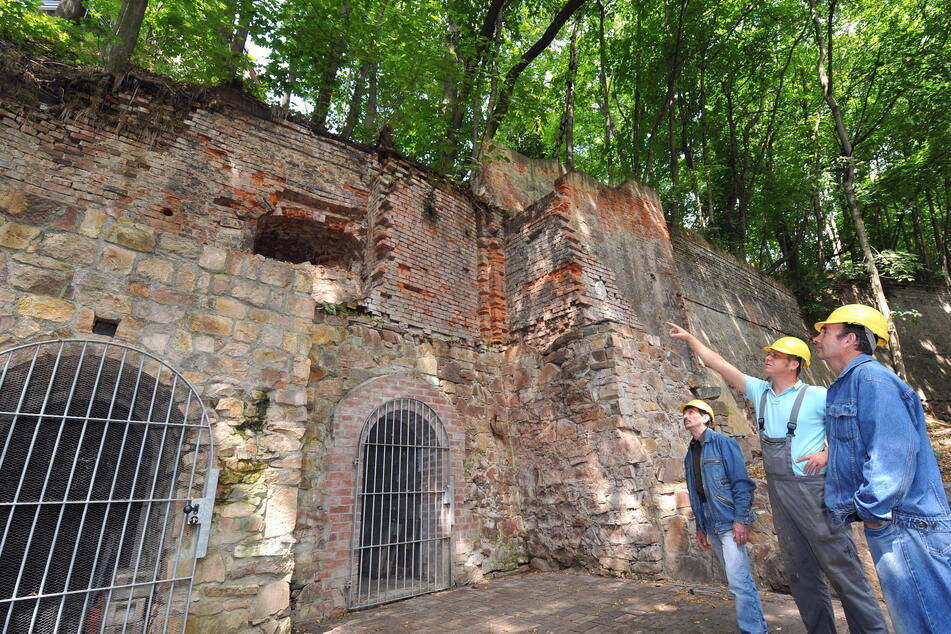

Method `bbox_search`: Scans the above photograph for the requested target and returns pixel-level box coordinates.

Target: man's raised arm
[665,322,746,392]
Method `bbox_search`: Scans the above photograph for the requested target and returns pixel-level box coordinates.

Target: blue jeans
[707,528,768,634]
[864,514,951,634]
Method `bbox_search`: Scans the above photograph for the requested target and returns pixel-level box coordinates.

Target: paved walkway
[298,570,871,633]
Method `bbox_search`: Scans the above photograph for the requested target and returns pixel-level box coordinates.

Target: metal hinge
[192,467,219,558]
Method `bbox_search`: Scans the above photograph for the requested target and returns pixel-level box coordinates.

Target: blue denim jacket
[684,429,756,534]
[825,354,951,525]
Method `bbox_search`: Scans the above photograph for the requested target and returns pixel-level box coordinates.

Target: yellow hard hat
[763,336,811,368]
[680,399,715,422]
[813,304,889,347]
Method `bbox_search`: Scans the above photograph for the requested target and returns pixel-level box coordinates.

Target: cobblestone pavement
[297,570,872,633]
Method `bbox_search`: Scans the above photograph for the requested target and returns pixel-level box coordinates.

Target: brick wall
[0,71,519,632]
[293,315,524,622]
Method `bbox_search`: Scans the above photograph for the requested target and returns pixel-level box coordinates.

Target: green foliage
[4,0,950,305]
[835,250,924,283]
[0,1,80,58]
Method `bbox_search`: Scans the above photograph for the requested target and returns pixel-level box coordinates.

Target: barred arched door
[0,340,216,633]
[349,398,452,609]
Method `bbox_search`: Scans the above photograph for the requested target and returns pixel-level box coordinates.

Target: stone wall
[291,314,523,622]
[6,58,943,631]
[0,74,521,632]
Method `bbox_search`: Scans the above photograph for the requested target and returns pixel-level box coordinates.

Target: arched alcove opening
[253,214,363,304]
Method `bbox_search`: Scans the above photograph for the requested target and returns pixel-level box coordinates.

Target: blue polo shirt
[744,376,828,477]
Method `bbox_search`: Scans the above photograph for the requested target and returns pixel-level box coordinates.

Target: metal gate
[348,398,452,609]
[0,340,216,633]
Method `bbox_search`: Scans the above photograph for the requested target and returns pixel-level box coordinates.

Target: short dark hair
[838,323,874,354]
[792,356,804,378]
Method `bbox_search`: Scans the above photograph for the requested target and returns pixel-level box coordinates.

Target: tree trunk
[341,62,370,138]
[311,60,340,129]
[54,0,86,21]
[809,0,905,378]
[364,64,378,132]
[595,1,624,177]
[482,0,587,144]
[106,0,149,78]
[911,198,933,272]
[225,0,254,83]
[555,17,580,168]
[925,187,951,286]
[280,73,295,110]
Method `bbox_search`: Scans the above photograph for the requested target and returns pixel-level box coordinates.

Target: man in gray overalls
[667,322,887,633]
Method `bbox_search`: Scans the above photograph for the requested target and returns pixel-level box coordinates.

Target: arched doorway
[348,398,452,609]
[0,340,215,633]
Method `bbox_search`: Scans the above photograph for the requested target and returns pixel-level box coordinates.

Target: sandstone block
[310,325,343,346]
[259,262,293,287]
[9,264,70,296]
[75,290,132,315]
[252,581,289,623]
[193,552,227,584]
[199,246,228,272]
[272,387,306,406]
[99,245,136,274]
[234,321,260,342]
[141,332,170,353]
[286,294,315,318]
[233,540,292,558]
[79,208,108,238]
[188,313,233,336]
[11,252,72,271]
[17,294,74,322]
[215,297,246,319]
[233,280,271,307]
[0,222,40,249]
[136,257,175,284]
[105,221,156,252]
[0,186,27,215]
[38,233,97,264]
[248,308,280,325]
[264,486,299,538]
[158,234,201,259]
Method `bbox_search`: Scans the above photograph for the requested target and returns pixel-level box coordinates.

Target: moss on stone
[218,459,267,485]
[235,391,269,434]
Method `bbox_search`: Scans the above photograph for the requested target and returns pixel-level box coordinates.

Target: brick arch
[312,373,469,613]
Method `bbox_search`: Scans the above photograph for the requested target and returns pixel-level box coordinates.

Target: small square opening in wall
[92,317,120,337]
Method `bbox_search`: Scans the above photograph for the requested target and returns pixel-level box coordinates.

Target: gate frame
[348,397,452,609]
[310,373,468,615]
[0,338,217,633]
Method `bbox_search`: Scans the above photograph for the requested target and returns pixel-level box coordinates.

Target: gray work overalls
[758,387,887,634]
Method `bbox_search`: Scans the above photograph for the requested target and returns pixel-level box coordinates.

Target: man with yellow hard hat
[813,303,951,632]
[667,322,886,633]
[680,399,767,634]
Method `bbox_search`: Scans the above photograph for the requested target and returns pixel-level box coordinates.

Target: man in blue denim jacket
[813,303,951,633]
[682,399,768,634]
